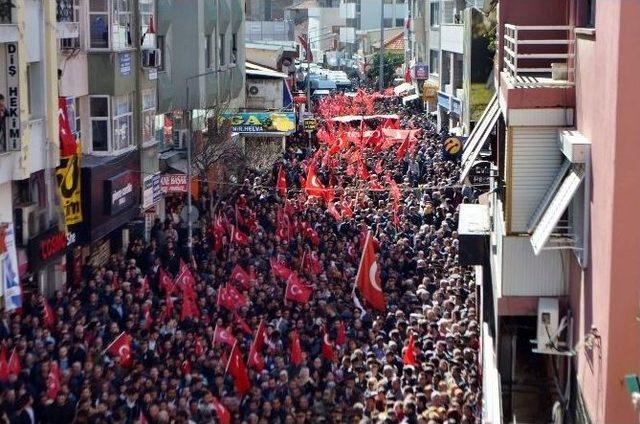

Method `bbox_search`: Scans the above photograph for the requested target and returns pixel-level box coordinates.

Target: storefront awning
[402,93,420,105]
[393,82,415,96]
[459,93,500,183]
[530,163,585,255]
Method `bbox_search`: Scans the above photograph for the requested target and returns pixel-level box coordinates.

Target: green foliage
[366,52,405,88]
[470,83,494,122]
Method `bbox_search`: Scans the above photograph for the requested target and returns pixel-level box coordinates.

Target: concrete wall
[246,78,283,110]
[569,0,640,422]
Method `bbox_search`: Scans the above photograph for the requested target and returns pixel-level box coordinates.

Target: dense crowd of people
[0,90,480,423]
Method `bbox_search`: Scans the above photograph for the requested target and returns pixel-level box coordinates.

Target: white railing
[503,24,574,87]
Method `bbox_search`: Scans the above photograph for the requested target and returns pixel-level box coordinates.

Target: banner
[222,112,296,134]
[2,223,22,312]
[56,149,83,225]
[161,174,188,194]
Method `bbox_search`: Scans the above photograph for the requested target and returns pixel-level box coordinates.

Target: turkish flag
[142,308,153,331]
[180,296,200,321]
[0,346,8,381]
[43,299,56,329]
[176,260,196,298]
[226,343,252,395]
[231,264,251,289]
[217,285,247,311]
[231,225,250,246]
[270,259,293,281]
[327,202,342,222]
[355,232,386,311]
[396,134,410,161]
[277,165,287,197]
[404,66,412,83]
[385,174,401,205]
[46,361,61,399]
[336,322,346,346]
[285,275,313,304]
[159,268,175,294]
[321,328,334,361]
[357,160,370,180]
[342,200,354,218]
[58,97,78,158]
[213,325,237,348]
[290,330,303,366]
[106,332,133,368]
[212,396,231,424]
[403,332,418,365]
[305,164,326,198]
[163,291,174,321]
[181,359,192,375]
[302,224,320,246]
[253,320,267,352]
[247,346,265,372]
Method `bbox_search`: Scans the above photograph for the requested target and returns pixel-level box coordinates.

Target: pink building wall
[571,0,640,422]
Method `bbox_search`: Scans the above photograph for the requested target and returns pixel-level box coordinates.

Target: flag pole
[102,331,126,356]
[224,341,237,376]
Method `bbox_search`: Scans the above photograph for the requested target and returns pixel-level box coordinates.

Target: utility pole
[379,0,385,92]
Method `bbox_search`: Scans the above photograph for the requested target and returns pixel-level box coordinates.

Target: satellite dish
[180,205,200,224]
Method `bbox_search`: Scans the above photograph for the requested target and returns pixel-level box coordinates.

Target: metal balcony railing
[56,0,79,44]
[503,24,574,87]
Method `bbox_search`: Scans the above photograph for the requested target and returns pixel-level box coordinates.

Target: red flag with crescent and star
[321,327,334,361]
[226,342,252,395]
[213,325,237,348]
[285,274,313,304]
[212,396,231,424]
[277,165,287,197]
[46,361,61,399]
[106,332,133,368]
[290,330,303,366]
[230,264,251,289]
[355,232,386,311]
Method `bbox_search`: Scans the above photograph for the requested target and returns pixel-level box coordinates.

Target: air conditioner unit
[142,48,162,68]
[536,298,560,353]
[13,204,38,246]
[247,85,261,97]
[172,129,189,149]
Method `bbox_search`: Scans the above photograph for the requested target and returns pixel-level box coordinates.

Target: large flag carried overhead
[355,231,386,311]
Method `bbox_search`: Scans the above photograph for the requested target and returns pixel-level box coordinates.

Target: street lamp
[184,68,221,258]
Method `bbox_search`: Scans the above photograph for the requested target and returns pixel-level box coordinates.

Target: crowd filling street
[0,89,480,423]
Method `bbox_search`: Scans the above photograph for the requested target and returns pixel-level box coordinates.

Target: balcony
[500,24,575,115]
[56,0,80,46]
[441,24,463,54]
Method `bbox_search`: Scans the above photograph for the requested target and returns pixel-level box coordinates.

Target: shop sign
[1,223,21,312]
[56,152,83,225]
[27,226,67,269]
[104,171,136,216]
[120,52,132,76]
[222,112,296,134]
[423,81,438,101]
[468,160,491,188]
[161,173,188,194]
[142,172,162,210]
[5,43,20,151]
[303,117,317,132]
[413,63,429,80]
[443,136,462,156]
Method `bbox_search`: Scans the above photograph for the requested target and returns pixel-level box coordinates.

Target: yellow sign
[303,118,317,132]
[443,137,462,156]
[423,81,439,101]
[56,150,83,225]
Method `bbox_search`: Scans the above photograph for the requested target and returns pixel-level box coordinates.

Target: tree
[191,104,246,196]
[366,52,405,88]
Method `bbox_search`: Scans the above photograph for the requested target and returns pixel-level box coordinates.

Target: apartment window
[231,33,237,65]
[89,0,109,48]
[140,0,156,49]
[219,33,226,67]
[157,35,165,71]
[430,2,440,27]
[113,0,132,50]
[56,0,74,22]
[90,96,110,152]
[429,49,439,75]
[384,0,393,4]
[383,18,392,28]
[396,18,404,27]
[586,0,596,27]
[141,89,156,145]
[205,35,212,69]
[65,97,81,140]
[112,95,132,150]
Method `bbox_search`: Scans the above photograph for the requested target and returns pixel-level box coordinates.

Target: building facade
[458,0,640,422]
[0,0,62,299]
